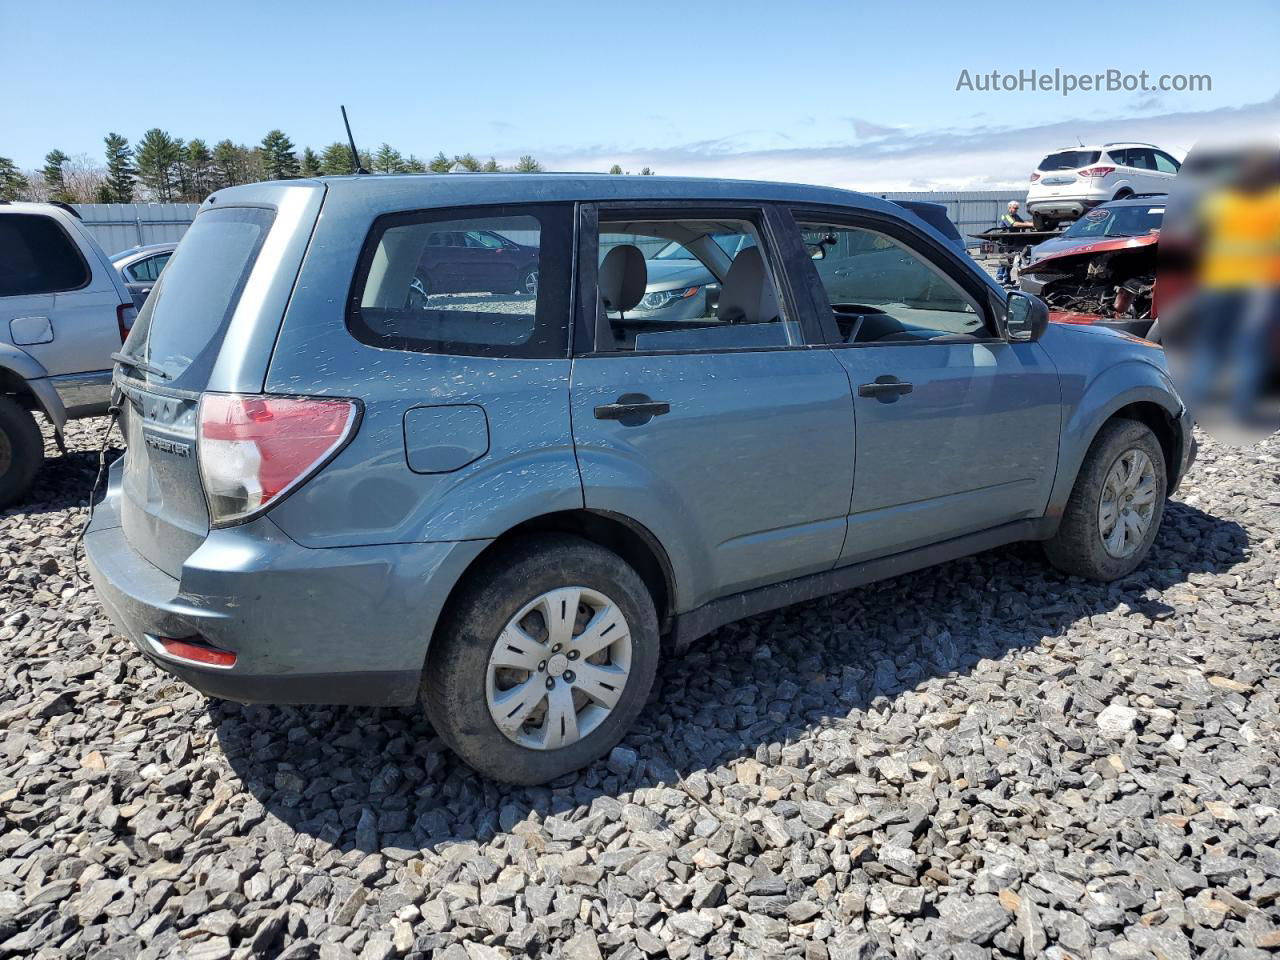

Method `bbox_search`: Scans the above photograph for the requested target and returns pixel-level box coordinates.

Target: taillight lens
[116,303,137,342]
[198,394,359,526]
[1078,166,1115,179]
[1030,172,1041,182]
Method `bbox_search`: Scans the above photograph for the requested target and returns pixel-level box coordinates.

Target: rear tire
[423,534,659,785]
[0,397,44,508]
[1043,418,1166,580]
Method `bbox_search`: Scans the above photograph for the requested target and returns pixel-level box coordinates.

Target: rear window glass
[123,206,274,387]
[348,204,573,359]
[0,214,90,297]
[1039,150,1101,171]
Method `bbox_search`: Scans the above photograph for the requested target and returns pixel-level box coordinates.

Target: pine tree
[608,164,623,175]
[42,149,71,202]
[300,147,322,178]
[171,138,191,200]
[320,142,355,176]
[134,129,181,201]
[186,139,213,199]
[373,143,405,174]
[260,130,301,181]
[639,167,655,176]
[403,154,427,173]
[0,156,29,201]
[102,133,134,203]
[212,140,241,188]
[428,151,452,173]
[454,153,482,172]
[514,155,543,173]
[481,157,500,173]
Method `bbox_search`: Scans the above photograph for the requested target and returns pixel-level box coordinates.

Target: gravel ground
[2,419,1278,960]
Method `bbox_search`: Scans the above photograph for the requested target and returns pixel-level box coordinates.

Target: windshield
[1039,150,1101,172]
[122,206,274,387]
[651,233,750,260]
[1064,204,1164,239]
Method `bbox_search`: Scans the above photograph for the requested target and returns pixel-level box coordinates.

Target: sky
[3,0,1278,190]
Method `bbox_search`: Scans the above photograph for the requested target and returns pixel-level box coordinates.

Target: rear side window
[0,214,90,297]
[348,204,573,359]
[1039,150,1101,171]
[123,206,274,387]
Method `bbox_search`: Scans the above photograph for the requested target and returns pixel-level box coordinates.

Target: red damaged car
[1019,196,1164,339]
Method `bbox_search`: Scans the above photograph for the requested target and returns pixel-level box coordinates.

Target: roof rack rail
[46,200,82,219]
[1126,192,1169,199]
[1102,141,1157,148]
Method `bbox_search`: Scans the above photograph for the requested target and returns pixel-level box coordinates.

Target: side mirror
[1005,291,1049,342]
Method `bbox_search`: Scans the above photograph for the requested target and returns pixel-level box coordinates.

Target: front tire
[423,535,659,785]
[1044,418,1166,580]
[0,397,44,508]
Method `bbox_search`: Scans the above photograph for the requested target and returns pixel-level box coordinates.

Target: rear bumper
[1026,196,1105,219]
[85,466,489,706]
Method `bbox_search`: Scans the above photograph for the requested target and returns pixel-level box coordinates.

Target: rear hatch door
[114,192,315,578]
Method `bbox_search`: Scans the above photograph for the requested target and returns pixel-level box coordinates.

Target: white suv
[0,202,136,505]
[1025,143,1181,229]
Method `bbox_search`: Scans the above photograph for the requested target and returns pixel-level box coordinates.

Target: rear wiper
[111,351,171,381]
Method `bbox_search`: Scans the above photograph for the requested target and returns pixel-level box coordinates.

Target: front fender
[0,343,66,432]
[1048,357,1182,516]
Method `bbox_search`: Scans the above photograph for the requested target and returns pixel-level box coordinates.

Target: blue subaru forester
[87,174,1194,784]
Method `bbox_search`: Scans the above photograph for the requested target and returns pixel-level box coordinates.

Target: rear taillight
[1077,166,1115,179]
[197,393,359,526]
[116,303,137,342]
[1030,172,1041,182]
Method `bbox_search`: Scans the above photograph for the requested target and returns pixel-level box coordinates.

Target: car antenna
[341,105,370,174]
[1076,135,1084,147]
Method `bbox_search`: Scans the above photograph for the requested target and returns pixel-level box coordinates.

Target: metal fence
[71,203,200,255]
[879,191,1027,246]
[70,191,1025,257]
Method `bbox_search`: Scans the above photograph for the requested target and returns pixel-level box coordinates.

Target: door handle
[593,393,671,424]
[858,376,914,401]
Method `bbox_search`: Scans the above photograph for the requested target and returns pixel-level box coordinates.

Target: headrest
[717,246,778,324]
[599,244,647,315]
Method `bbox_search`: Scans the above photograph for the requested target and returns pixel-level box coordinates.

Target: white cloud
[541,94,1280,191]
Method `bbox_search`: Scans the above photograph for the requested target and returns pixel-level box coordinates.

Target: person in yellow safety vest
[996,201,1034,283]
[1189,146,1280,427]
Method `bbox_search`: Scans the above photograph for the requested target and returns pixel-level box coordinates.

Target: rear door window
[348,204,573,358]
[0,213,91,297]
[122,206,275,388]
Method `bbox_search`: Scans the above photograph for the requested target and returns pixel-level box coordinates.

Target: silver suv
[0,202,136,504]
[87,175,1194,784]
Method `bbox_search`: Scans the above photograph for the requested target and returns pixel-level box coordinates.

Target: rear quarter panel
[262,183,583,548]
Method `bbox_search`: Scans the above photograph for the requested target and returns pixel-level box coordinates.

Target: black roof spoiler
[886,199,965,250]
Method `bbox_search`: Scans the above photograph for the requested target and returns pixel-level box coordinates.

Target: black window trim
[573,200,827,358]
[783,203,1009,348]
[0,212,93,298]
[345,201,575,360]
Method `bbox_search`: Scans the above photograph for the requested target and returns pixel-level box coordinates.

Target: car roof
[1097,194,1168,208]
[208,173,908,217]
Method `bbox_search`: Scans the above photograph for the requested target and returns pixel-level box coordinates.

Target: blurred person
[996,201,1034,284]
[1192,146,1280,436]
[1163,142,1280,441]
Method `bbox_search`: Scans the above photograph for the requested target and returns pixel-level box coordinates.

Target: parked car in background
[87,174,1193,785]
[111,242,177,309]
[1027,195,1164,262]
[1026,143,1180,229]
[408,227,539,308]
[1020,196,1164,338]
[0,201,136,505]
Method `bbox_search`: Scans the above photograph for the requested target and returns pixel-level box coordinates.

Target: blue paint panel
[403,404,490,474]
